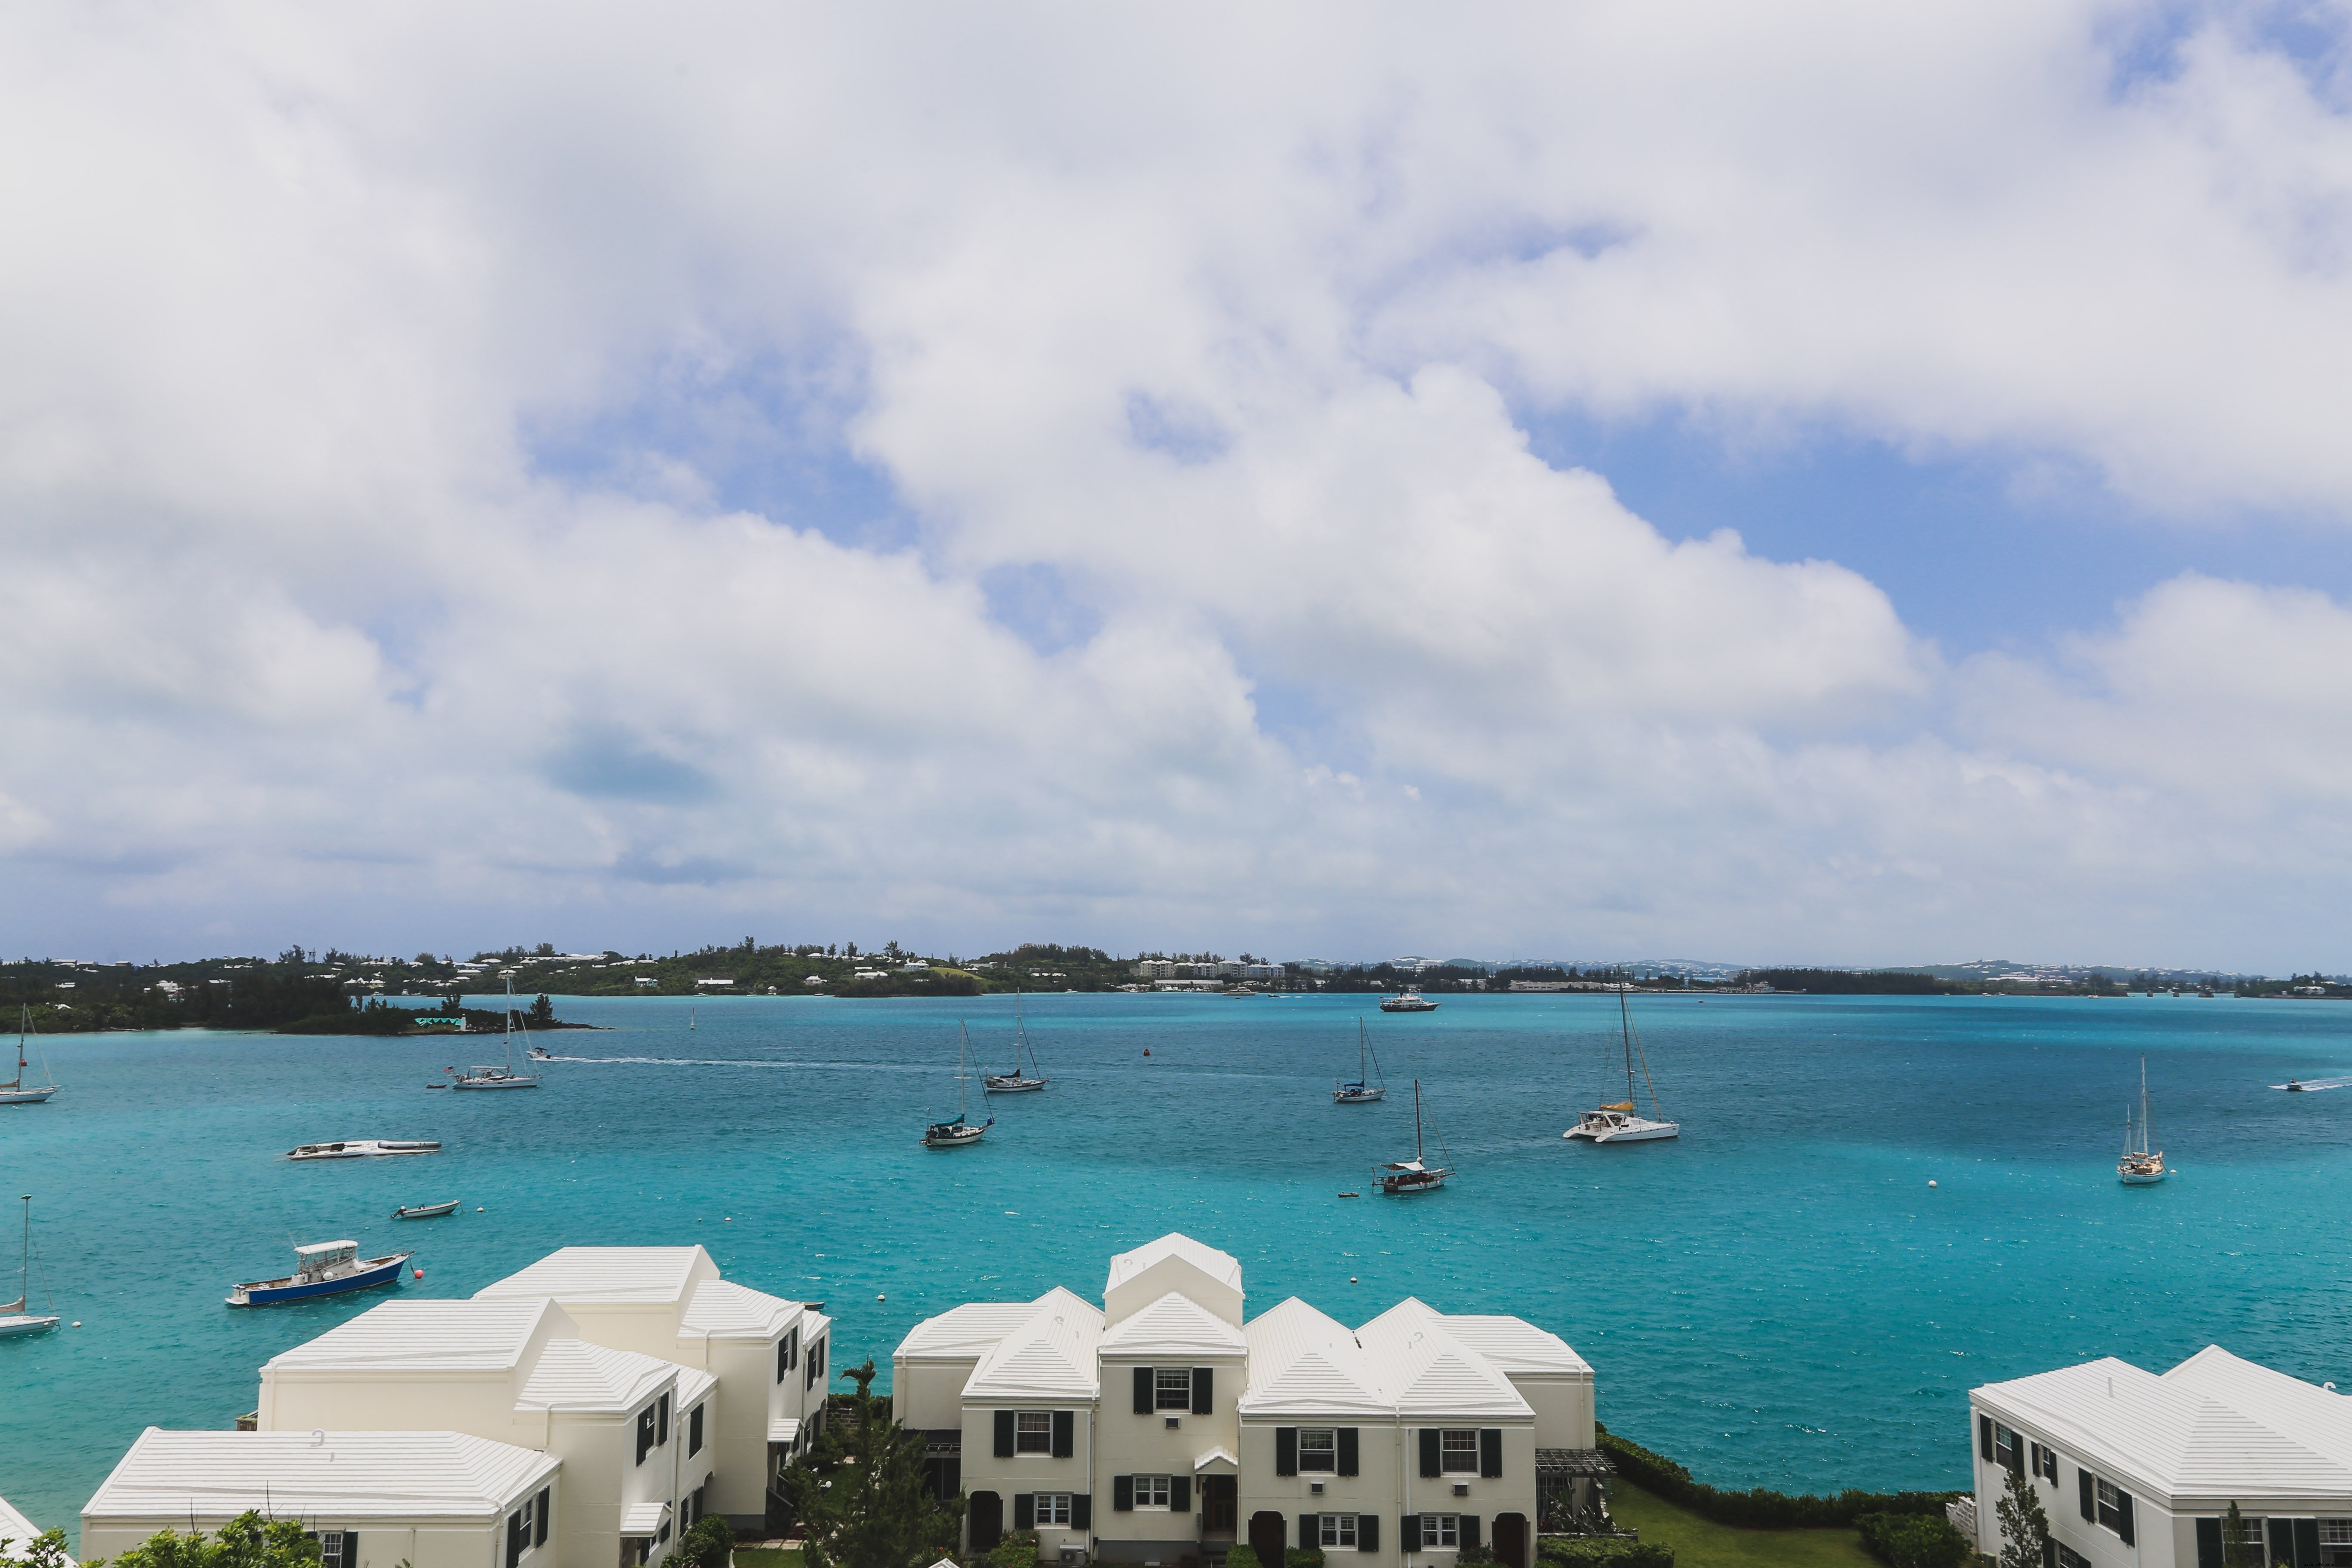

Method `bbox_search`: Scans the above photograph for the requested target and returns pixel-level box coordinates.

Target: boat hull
[0,1088,58,1105]
[983,1078,1046,1093]
[450,1077,538,1090]
[923,1129,986,1148]
[1378,1173,1448,1194]
[1333,1089,1387,1103]
[2119,1170,2167,1185]
[227,1252,411,1308]
[392,1202,461,1219]
[1566,1117,1680,1142]
[286,1140,441,1160]
[0,1312,59,1336]
[1378,999,1439,1012]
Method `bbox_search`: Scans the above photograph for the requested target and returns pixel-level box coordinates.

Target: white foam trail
[2269,1075,2352,1091]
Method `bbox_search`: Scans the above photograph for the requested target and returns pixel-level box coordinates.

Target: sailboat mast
[18,1197,28,1313]
[2141,1056,2153,1150]
[1620,989,1635,1100]
[1415,1080,1426,1160]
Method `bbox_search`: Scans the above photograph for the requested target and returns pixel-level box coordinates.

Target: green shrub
[1596,1429,1961,1531]
[1858,1513,1970,1568]
[1458,1547,1497,1567]
[1225,1550,1262,1568]
[677,1518,733,1568]
[991,1532,1041,1568]
[1287,1550,1326,1568]
[1538,1541,1675,1568]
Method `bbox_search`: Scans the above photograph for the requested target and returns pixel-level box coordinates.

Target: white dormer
[1103,1234,1243,1329]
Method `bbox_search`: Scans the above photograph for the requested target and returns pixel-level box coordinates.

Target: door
[1249,1512,1287,1565]
[1202,1477,1237,1536]
[1494,1513,1528,1568]
[970,1492,1004,1554]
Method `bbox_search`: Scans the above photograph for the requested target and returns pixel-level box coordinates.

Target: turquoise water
[6,992,2352,1544]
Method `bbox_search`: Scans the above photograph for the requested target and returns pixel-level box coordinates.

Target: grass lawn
[1608,1482,1880,1568]
[732,1550,804,1568]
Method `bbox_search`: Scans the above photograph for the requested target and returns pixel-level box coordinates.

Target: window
[2323,1522,2352,1567]
[1037,1494,1073,1528]
[806,1335,826,1390]
[318,1533,352,1568]
[1441,1430,1479,1474]
[1133,1475,1172,1510]
[689,1403,704,1458]
[1017,1413,1054,1455]
[1156,1369,1193,1410]
[2030,1442,2059,1482]
[1994,1424,2023,1473]
[1320,1517,1359,1550]
[506,1498,537,1568]
[777,1328,798,1384]
[636,1403,658,1465]
[1424,1515,1461,1549]
[2057,1547,2092,1568]
[1299,1429,1337,1473]
[2097,1479,2131,1536]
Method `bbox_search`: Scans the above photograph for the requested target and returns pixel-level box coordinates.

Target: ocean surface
[6,991,2352,1544]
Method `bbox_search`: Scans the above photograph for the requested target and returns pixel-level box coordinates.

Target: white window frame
[1424,1514,1460,1549]
[1299,1429,1337,1473]
[2096,1479,2128,1536]
[1015,1412,1053,1455]
[1320,1516,1358,1550]
[2225,1516,2270,1568]
[1440,1430,1479,1474]
[1133,1474,1172,1510]
[319,1532,352,1568]
[1037,1494,1073,1528]
[2321,1521,2352,1547]
[1994,1424,2022,1472]
[1155,1369,1193,1411]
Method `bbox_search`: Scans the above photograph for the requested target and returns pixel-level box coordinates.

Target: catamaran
[1565,989,1679,1142]
[451,981,540,1090]
[2119,1055,2166,1184]
[1376,1081,1453,1193]
[0,1196,59,1337]
[0,1007,59,1106]
[1334,1017,1388,1102]
[984,992,1047,1093]
[924,1023,993,1147]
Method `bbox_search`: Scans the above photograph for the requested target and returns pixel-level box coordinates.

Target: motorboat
[2119,1056,2166,1184]
[285,1139,442,1161]
[451,979,540,1089]
[227,1240,410,1307]
[983,993,1047,1093]
[2289,1079,2306,1092]
[0,1007,59,1106]
[0,1196,59,1337]
[1378,987,1439,1013]
[392,1200,461,1220]
[924,1024,993,1147]
[1376,1081,1453,1194]
[1334,1017,1387,1103]
[1566,989,1679,1142]
[526,1045,555,1062]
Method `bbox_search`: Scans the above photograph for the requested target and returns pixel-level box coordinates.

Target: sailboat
[450,981,540,1090]
[923,1023,994,1147]
[2119,1055,2166,1184]
[1376,1081,1452,1193]
[1565,989,1678,1142]
[983,992,1047,1093]
[1334,1018,1388,1103]
[0,1196,59,1336]
[0,1008,59,1106]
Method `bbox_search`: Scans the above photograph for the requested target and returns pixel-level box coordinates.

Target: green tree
[85,1511,325,1568]
[1995,1465,2049,1568]
[2224,1503,2260,1568]
[1,1528,72,1568]
[677,1517,734,1568]
[527,993,556,1026]
[788,1359,961,1568]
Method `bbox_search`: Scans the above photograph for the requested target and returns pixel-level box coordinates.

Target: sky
[6,1,2352,970]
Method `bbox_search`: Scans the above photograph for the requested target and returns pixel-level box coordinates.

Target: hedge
[1856,1514,1970,1568]
[1596,1429,1960,1530]
[1225,1550,1261,1568]
[1537,1540,1675,1568]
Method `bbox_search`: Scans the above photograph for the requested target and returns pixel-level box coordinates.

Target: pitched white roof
[897,1295,1068,1361]
[964,1290,1104,1401]
[619,1501,672,1534]
[768,1416,802,1444]
[83,1430,556,1521]
[680,1279,801,1340]
[475,1247,709,1305]
[516,1340,680,1413]
[0,1494,70,1566]
[1357,1300,1534,1419]
[1434,1313,1592,1376]
[1100,1292,1248,1358]
[1106,1235,1241,1294]
[1977,1353,2352,1501]
[263,1298,564,1374]
[1240,1298,1390,1417]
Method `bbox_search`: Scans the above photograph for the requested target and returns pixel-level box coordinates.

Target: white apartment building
[83,1430,557,1568]
[892,1234,1605,1568]
[1969,1347,2352,1568]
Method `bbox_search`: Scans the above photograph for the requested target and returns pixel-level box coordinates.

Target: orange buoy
[413,1268,424,1279]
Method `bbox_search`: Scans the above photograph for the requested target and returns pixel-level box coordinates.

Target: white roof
[83,1430,556,1522]
[897,1298,1063,1361]
[1106,1234,1241,1294]
[768,1416,802,1444]
[517,1340,681,1413]
[1240,1298,1390,1417]
[1977,1351,2352,1502]
[680,1279,801,1340]
[619,1501,672,1534]
[1433,1313,1592,1376]
[1357,1299,1534,1419]
[263,1298,564,1374]
[0,1495,70,1566]
[475,1247,710,1305]
[964,1289,1104,1402]
[1099,1292,1248,1358]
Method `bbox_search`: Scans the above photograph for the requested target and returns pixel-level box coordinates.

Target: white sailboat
[1334,1017,1387,1103]
[450,981,540,1090]
[2119,1055,2166,1184]
[923,1024,993,1147]
[0,1196,60,1336]
[0,1007,60,1106]
[984,992,1047,1093]
[1565,989,1679,1142]
[1376,1080,1452,1193]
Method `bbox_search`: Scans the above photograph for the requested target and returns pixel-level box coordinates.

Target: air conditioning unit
[1165,1417,1181,1430]
[1452,1483,1470,1498]
[1058,1550,1090,1568]
[1309,1482,1325,1495]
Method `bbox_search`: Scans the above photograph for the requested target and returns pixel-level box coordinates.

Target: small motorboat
[1378,987,1439,1013]
[2288,1080,2306,1092]
[227,1240,411,1307]
[285,1139,441,1161]
[392,1200,461,1220]
[526,1045,555,1062]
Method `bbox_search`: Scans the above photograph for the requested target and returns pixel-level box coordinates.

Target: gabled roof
[1240,1298,1389,1417]
[1100,1291,1248,1358]
[1106,1235,1241,1294]
[516,1340,680,1414]
[475,1247,710,1305]
[263,1298,564,1374]
[0,1494,69,1566]
[1434,1313,1592,1377]
[1357,1300,1533,1419]
[83,1430,557,1521]
[897,1293,1073,1361]
[964,1291,1104,1402]
[2165,1345,2352,1464]
[681,1279,801,1340]
[1977,1354,2352,1501]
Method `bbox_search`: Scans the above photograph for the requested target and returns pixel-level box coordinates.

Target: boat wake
[2271,1075,2352,1092]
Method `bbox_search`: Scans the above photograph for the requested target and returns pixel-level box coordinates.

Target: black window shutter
[1337,1428,1359,1477]
[1173,1476,1192,1513]
[1359,1516,1379,1553]
[1419,1428,1441,1478]
[658,1393,670,1446]
[995,1411,1017,1458]
[2269,1521,2294,1565]
[1980,1415,1994,1462]
[1463,1516,1481,1550]
[637,1408,655,1465]
[1053,1410,1075,1458]
[690,1404,704,1457]
[1276,1427,1298,1476]
[1113,1476,1133,1513]
[2118,1493,2135,1547]
[2043,1541,2055,1568]
[507,1513,524,1568]
[1073,1496,1092,1530]
[1481,1428,1503,1478]
[2197,1519,2224,1568]
[1135,1367,1154,1415]
[1403,1516,1422,1552]
[535,1488,550,1546]
[346,1533,360,1568]
[1193,1367,1213,1415]
[1014,1495,1035,1531]
[2298,1518,2322,1567]
[2079,1470,2095,1522]
[1300,1515,1317,1550]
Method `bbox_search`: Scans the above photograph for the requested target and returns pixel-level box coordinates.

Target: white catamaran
[1334,1017,1388,1103]
[1565,989,1679,1143]
[0,1195,59,1336]
[450,981,540,1090]
[2119,1055,2166,1184]
[1376,1080,1453,1194]
[924,1023,993,1147]
[984,993,1047,1093]
[1,1007,60,1106]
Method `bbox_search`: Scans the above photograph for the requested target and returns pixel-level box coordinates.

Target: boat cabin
[298,1242,360,1279]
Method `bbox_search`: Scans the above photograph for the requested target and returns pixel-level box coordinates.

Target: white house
[2,1494,71,1566]
[892,1233,1604,1568]
[1969,1347,2352,1568]
[82,1430,556,1568]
